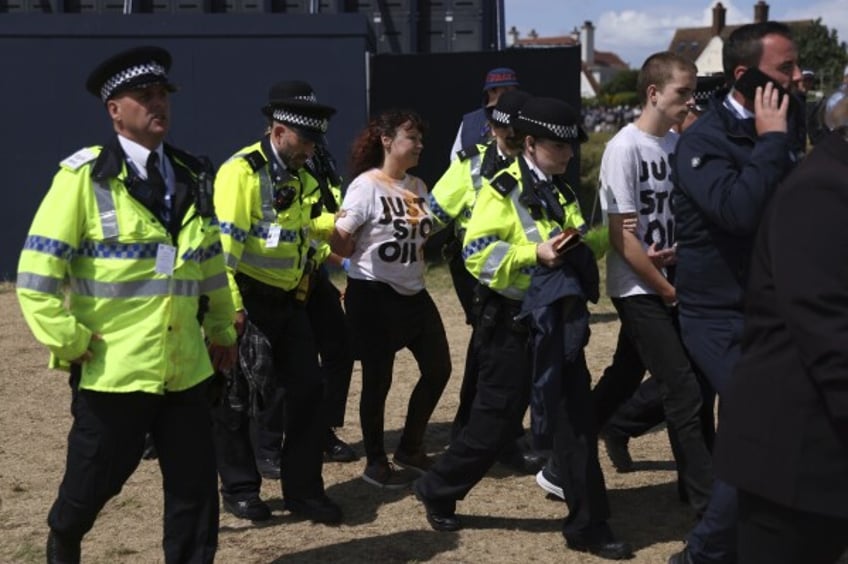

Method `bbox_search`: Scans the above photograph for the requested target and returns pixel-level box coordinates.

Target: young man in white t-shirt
[595,52,714,518]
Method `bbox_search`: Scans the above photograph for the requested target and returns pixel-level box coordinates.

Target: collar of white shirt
[118,135,164,181]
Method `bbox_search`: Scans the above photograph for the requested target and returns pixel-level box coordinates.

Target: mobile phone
[555,228,582,254]
[734,67,796,111]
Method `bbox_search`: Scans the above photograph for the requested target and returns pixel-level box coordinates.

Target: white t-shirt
[335,169,434,295]
[599,123,678,298]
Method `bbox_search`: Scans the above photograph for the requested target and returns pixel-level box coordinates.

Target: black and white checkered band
[519,116,579,140]
[491,108,511,126]
[272,108,328,133]
[294,94,317,103]
[100,61,168,101]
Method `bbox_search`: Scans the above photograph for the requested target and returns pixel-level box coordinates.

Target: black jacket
[714,131,848,518]
[671,94,801,317]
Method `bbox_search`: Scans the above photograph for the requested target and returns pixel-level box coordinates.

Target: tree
[600,69,638,96]
[794,19,848,93]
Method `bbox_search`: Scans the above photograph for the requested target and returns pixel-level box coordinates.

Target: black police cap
[489,89,531,128]
[261,81,336,143]
[515,97,588,143]
[692,74,728,112]
[85,46,176,102]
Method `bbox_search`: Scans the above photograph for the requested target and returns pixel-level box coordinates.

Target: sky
[503,0,848,68]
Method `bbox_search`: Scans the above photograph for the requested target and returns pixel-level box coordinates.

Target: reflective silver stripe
[512,189,541,243]
[16,272,63,295]
[469,154,483,191]
[477,241,511,286]
[94,181,119,240]
[70,278,199,298]
[224,252,239,269]
[259,169,277,222]
[497,286,525,301]
[199,272,229,294]
[239,252,296,270]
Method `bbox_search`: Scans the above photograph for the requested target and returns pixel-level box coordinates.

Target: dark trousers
[344,278,451,463]
[448,251,476,324]
[416,320,531,502]
[680,313,744,564]
[214,275,326,500]
[308,266,354,429]
[554,350,613,539]
[737,490,848,564]
[604,375,716,452]
[592,296,714,514]
[253,267,352,459]
[50,370,218,564]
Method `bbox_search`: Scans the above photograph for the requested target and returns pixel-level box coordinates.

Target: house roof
[667,19,815,64]
[512,37,628,69]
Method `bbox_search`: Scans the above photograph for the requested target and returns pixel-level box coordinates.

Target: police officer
[414,97,631,560]
[430,89,544,473]
[16,46,238,563]
[303,146,358,463]
[449,67,520,159]
[212,81,342,525]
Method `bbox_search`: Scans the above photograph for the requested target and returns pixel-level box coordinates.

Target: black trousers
[344,278,451,464]
[308,266,354,429]
[253,266,354,460]
[416,320,531,502]
[553,350,613,539]
[448,251,476,325]
[592,295,714,515]
[50,369,218,564]
[737,490,848,564]
[213,275,326,500]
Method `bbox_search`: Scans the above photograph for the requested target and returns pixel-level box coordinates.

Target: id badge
[155,244,177,276]
[266,224,282,248]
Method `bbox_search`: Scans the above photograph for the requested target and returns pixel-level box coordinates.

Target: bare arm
[608,212,676,304]
[329,227,355,258]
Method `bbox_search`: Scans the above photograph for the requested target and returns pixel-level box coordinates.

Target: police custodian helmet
[515,97,588,144]
[85,46,177,102]
[261,81,337,143]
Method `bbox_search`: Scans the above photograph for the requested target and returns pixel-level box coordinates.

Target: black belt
[235,272,296,303]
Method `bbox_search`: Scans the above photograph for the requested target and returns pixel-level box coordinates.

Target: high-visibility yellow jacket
[463,158,608,301]
[16,138,237,394]
[429,141,510,236]
[214,138,329,310]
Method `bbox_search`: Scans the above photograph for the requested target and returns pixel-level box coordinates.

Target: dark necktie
[147,152,170,223]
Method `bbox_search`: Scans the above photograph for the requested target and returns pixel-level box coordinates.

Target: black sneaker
[222,494,272,522]
[362,459,416,489]
[325,429,358,463]
[393,449,434,475]
[285,494,343,525]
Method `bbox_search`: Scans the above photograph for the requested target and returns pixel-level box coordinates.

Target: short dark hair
[636,51,698,106]
[723,21,793,81]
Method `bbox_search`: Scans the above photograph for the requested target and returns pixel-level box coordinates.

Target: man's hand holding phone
[735,67,790,135]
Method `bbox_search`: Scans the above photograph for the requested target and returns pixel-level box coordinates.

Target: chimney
[754,1,769,23]
[507,25,520,47]
[712,2,726,36]
[528,28,538,39]
[581,20,595,65]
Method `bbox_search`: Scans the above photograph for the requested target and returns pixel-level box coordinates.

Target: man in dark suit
[713,93,848,563]
[668,21,805,564]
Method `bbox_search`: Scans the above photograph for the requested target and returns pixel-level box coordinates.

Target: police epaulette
[456,144,481,162]
[241,150,268,172]
[60,147,99,171]
[490,171,518,196]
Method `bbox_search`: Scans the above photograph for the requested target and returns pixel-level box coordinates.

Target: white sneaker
[535,467,564,500]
